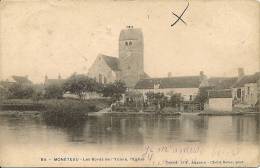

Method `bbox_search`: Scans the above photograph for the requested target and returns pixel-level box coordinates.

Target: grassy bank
[1,98,112,112]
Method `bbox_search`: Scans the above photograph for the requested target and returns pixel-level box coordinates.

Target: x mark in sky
[171,1,189,27]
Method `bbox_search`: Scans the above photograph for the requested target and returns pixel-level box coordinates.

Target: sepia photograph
[0,0,259,167]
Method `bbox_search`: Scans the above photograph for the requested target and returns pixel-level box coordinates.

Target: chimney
[45,75,48,81]
[238,68,244,80]
[199,71,209,87]
[167,72,172,78]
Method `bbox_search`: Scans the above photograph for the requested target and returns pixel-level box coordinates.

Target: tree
[101,80,127,101]
[145,92,166,110]
[63,74,97,100]
[44,84,63,99]
[8,83,34,99]
[170,93,182,108]
[194,86,213,110]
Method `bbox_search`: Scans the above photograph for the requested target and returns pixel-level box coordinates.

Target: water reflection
[0,113,260,146]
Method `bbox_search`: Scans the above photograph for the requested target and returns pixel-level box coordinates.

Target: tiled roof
[101,55,120,71]
[208,77,238,89]
[208,89,232,98]
[45,79,65,86]
[135,76,201,89]
[233,72,260,88]
[12,76,32,84]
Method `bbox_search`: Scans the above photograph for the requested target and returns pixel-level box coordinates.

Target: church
[88,26,149,88]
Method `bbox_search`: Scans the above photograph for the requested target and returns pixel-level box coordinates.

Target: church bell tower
[119,26,144,88]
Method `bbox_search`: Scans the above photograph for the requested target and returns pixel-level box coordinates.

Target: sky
[0,0,259,83]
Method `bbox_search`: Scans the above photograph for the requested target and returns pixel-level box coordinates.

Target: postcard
[0,0,259,167]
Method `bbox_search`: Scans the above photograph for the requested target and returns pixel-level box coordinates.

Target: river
[0,112,260,166]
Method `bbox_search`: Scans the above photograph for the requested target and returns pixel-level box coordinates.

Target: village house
[1,75,33,87]
[44,74,64,86]
[232,72,260,107]
[205,89,233,112]
[134,75,202,101]
[204,68,260,111]
[134,72,210,111]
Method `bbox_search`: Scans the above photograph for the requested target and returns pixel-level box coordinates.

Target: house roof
[233,72,260,88]
[208,89,232,98]
[45,79,65,86]
[135,76,201,89]
[12,75,32,84]
[101,55,120,71]
[208,77,238,89]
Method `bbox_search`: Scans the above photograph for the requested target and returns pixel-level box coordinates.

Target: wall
[232,83,257,106]
[243,83,257,106]
[88,55,118,84]
[208,98,233,112]
[119,29,144,88]
[135,88,199,101]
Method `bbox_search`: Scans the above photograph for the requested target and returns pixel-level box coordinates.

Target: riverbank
[0,98,112,113]
[199,110,260,116]
[102,111,181,117]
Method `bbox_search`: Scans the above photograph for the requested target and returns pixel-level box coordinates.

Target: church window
[125,41,128,46]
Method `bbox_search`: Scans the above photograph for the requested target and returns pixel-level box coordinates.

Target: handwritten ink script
[140,144,246,167]
[171,1,189,27]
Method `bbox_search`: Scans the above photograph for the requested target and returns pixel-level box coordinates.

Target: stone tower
[119,26,144,88]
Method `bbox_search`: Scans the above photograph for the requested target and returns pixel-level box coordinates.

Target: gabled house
[134,75,203,102]
[11,76,32,85]
[44,74,65,86]
[2,75,32,87]
[232,72,260,107]
[205,89,233,112]
[88,54,121,84]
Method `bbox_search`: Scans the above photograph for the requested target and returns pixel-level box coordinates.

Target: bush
[101,80,127,101]
[7,83,34,99]
[44,84,63,99]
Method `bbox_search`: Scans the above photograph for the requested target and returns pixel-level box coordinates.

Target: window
[128,66,131,69]
[104,77,107,84]
[189,95,192,101]
[237,89,241,98]
[129,41,132,45]
[125,41,128,46]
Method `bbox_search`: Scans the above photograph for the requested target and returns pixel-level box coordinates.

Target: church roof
[233,72,260,88]
[135,76,201,89]
[101,55,120,71]
[119,27,143,41]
